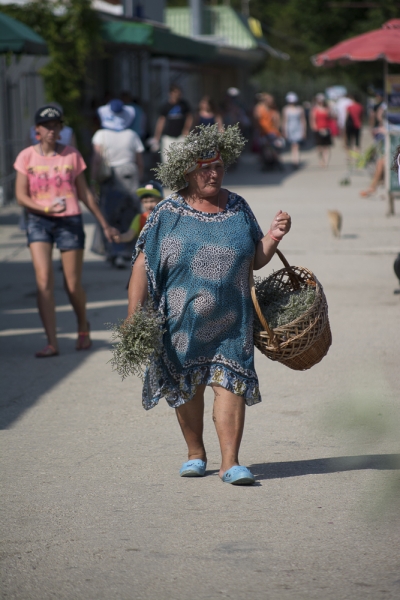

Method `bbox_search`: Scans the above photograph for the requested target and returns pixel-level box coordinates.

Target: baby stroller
[260,134,285,171]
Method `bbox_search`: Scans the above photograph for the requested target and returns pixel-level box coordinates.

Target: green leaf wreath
[153,123,246,191]
[107,303,165,381]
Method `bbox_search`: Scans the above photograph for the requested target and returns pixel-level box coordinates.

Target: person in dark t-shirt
[152,85,193,162]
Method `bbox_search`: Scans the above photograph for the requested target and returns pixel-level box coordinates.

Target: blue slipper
[179,459,207,477]
[221,466,255,485]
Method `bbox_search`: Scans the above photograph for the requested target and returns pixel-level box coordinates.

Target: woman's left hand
[103,224,119,243]
[269,210,291,241]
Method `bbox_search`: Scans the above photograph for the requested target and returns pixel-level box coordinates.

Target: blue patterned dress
[133,191,264,410]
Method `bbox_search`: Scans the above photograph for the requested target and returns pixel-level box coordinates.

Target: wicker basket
[250,249,332,371]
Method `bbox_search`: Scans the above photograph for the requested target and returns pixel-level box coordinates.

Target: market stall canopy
[101,19,153,46]
[0,11,47,54]
[101,18,216,62]
[312,19,400,66]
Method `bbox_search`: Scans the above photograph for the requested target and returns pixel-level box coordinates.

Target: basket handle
[249,259,278,347]
[249,249,301,347]
[275,249,301,290]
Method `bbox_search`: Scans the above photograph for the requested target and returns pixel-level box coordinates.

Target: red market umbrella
[312,19,400,66]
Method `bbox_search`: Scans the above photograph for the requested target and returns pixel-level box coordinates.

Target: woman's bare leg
[291,142,300,165]
[212,385,246,478]
[175,385,207,462]
[61,249,88,336]
[360,157,385,196]
[317,146,324,166]
[322,147,331,167]
[29,242,58,350]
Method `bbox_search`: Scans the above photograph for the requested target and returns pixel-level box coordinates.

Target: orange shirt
[256,105,280,137]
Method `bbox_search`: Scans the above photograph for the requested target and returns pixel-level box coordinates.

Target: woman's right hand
[48,203,66,214]
[269,210,291,240]
[48,197,66,214]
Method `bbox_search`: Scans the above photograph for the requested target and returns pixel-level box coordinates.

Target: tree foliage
[0,0,102,131]
[233,0,399,92]
[168,0,399,95]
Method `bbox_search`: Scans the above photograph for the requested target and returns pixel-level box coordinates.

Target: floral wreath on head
[153,123,246,191]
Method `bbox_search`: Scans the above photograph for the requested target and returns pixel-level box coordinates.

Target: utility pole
[190,0,202,37]
[241,0,250,17]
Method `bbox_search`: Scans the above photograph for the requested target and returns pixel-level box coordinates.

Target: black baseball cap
[35,105,63,125]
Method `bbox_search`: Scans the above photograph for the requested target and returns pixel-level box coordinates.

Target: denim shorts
[26,213,85,250]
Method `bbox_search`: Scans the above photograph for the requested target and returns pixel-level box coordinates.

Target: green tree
[236,0,399,93]
[0,0,102,133]
[167,1,399,97]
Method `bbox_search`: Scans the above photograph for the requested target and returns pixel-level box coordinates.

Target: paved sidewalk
[1,142,400,600]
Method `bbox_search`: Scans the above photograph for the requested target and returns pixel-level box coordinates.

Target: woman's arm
[15,172,65,214]
[300,108,307,138]
[254,210,291,270]
[127,251,148,316]
[216,114,224,133]
[75,172,118,243]
[113,229,136,244]
[272,110,281,131]
[309,108,316,131]
[282,107,287,138]
[153,116,166,143]
[182,112,193,137]
[91,145,102,183]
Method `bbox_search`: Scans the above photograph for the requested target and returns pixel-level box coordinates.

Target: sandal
[76,322,92,351]
[221,466,255,486]
[179,459,207,477]
[35,344,59,358]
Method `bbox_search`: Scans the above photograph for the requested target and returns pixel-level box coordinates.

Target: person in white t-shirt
[91,99,144,268]
[336,94,353,142]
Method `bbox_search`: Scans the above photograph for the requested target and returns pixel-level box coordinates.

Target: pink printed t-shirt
[14,145,87,217]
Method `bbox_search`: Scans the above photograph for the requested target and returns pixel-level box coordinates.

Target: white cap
[285,92,298,103]
[227,87,240,97]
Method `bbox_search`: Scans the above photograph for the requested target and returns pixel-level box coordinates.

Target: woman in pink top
[14,105,118,358]
[310,94,332,167]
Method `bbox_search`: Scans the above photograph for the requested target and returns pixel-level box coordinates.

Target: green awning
[101,20,153,46]
[101,18,216,62]
[0,12,47,54]
[152,28,216,62]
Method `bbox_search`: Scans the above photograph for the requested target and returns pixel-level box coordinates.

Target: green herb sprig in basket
[254,280,316,331]
[107,303,165,380]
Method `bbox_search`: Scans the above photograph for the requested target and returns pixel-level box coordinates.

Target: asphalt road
[1,141,400,600]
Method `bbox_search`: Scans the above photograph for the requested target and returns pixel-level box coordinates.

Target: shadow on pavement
[0,259,130,429]
[0,212,20,225]
[250,454,400,480]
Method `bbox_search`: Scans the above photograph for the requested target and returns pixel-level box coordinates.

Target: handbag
[90,222,106,256]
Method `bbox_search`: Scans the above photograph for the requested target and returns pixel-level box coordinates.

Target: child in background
[113,180,163,244]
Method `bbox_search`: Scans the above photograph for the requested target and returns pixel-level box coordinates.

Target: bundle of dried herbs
[107,303,165,380]
[254,281,316,330]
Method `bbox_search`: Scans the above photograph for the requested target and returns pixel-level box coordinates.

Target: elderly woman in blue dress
[128,124,291,485]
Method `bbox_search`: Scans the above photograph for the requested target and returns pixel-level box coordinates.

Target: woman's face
[199,98,210,112]
[36,120,62,144]
[186,162,224,197]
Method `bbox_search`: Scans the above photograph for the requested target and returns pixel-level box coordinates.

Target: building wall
[0,55,47,205]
